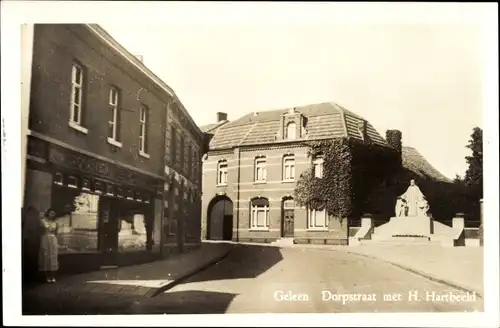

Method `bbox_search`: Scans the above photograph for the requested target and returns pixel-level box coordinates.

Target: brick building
[201,102,389,244]
[22,24,203,278]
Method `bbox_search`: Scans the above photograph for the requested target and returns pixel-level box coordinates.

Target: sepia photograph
[2,1,499,327]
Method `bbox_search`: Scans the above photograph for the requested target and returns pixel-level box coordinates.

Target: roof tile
[209,102,388,149]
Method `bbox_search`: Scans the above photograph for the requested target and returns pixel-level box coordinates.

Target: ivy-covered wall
[294,134,477,227]
[294,137,400,224]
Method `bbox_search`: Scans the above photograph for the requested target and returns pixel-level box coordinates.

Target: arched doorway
[281,197,295,237]
[207,195,233,241]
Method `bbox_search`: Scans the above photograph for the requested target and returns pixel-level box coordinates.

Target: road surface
[129,244,483,314]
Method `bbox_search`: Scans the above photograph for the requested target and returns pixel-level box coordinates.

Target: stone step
[359,238,442,246]
[270,238,295,247]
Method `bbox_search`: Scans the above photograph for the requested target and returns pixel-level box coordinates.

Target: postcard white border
[1,2,498,327]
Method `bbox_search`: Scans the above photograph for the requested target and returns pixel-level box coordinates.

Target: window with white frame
[70,64,84,125]
[313,157,324,178]
[108,87,120,142]
[217,160,228,185]
[308,207,328,229]
[255,157,267,182]
[139,106,148,154]
[283,155,295,181]
[286,122,297,140]
[250,198,270,229]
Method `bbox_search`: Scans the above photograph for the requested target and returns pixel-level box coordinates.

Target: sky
[100,22,483,180]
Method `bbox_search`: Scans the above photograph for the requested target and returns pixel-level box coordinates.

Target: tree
[453,174,463,184]
[463,127,483,199]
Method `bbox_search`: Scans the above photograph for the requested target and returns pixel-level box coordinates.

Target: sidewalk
[295,244,484,297]
[22,241,234,314]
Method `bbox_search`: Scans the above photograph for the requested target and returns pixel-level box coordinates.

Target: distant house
[401,147,451,183]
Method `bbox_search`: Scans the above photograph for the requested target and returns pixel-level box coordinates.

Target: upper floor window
[250,197,270,230]
[308,207,328,230]
[285,122,297,140]
[217,160,228,185]
[170,126,177,164]
[191,148,197,179]
[70,64,86,131]
[283,155,295,181]
[255,157,267,182]
[139,106,149,156]
[313,156,324,178]
[187,144,192,178]
[108,87,121,146]
[179,134,185,169]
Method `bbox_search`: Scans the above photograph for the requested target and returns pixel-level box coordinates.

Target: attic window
[285,122,297,140]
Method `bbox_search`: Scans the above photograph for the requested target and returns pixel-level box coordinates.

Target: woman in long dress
[38,208,59,283]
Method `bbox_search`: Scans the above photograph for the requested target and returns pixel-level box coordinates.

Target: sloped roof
[402,147,451,182]
[209,102,387,150]
[200,120,229,133]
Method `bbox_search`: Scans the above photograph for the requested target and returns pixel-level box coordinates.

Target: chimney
[386,130,402,152]
[386,129,403,168]
[216,112,227,122]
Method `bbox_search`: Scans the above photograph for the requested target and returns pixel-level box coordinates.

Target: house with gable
[201,101,463,245]
[201,102,394,244]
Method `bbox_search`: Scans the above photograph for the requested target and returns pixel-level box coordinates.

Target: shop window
[118,210,148,252]
[55,190,99,254]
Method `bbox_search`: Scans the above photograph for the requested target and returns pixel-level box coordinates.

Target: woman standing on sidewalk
[39,208,59,283]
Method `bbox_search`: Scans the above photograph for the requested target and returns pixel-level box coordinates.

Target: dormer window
[285,122,297,140]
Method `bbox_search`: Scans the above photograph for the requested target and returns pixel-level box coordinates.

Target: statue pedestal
[389,216,433,236]
[372,216,433,240]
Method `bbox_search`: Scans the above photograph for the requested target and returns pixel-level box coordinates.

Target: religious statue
[417,197,430,217]
[395,196,407,217]
[399,179,426,217]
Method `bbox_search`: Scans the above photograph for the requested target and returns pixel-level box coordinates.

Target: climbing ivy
[294,137,400,220]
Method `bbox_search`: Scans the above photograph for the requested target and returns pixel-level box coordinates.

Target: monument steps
[350,180,466,247]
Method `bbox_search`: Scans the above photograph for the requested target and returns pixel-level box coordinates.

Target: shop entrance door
[98,197,119,253]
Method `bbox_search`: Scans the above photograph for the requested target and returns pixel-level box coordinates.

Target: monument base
[372,216,433,240]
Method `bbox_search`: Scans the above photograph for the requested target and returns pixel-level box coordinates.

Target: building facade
[201,103,389,245]
[22,24,203,277]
